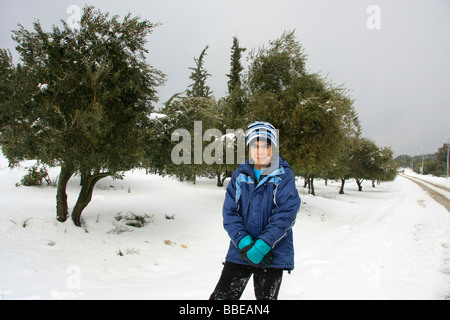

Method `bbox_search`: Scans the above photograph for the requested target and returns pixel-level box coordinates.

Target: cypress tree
[186,46,212,98]
[227,37,246,93]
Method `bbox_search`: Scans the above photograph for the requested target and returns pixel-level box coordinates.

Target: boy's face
[249,141,272,169]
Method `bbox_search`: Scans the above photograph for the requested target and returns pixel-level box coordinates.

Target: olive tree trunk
[56,164,75,222]
[71,172,111,227]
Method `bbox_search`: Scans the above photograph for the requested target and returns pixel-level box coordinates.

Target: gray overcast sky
[1,0,449,156]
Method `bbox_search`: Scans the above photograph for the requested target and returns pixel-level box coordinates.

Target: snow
[402,168,450,190]
[149,112,168,120]
[38,83,48,93]
[148,113,169,129]
[0,150,449,300]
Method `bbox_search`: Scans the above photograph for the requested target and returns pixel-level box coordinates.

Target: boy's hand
[239,239,274,267]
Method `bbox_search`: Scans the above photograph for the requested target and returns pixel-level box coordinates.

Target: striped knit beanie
[246,121,278,148]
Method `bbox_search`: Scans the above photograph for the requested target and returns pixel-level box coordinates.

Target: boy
[210,121,301,300]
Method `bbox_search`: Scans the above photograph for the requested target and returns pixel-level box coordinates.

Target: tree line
[0,7,397,227]
[395,144,449,177]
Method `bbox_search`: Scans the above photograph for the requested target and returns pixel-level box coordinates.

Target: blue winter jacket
[223,157,301,270]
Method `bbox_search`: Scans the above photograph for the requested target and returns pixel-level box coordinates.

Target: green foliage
[394,154,413,168]
[3,6,165,171]
[247,30,306,98]
[221,37,248,130]
[244,30,361,190]
[339,137,398,192]
[421,160,446,176]
[0,49,14,141]
[1,9,401,230]
[227,37,246,94]
[160,96,221,183]
[396,143,449,177]
[150,30,393,194]
[21,164,49,186]
[0,6,165,225]
[186,46,212,98]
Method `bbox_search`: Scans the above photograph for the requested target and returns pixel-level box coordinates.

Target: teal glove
[240,239,274,267]
[238,235,254,250]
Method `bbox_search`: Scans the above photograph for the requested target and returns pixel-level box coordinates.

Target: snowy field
[0,151,449,300]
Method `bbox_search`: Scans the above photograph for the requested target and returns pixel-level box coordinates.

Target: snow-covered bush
[21,165,49,186]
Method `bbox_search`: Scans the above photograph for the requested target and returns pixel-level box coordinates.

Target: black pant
[210,261,283,300]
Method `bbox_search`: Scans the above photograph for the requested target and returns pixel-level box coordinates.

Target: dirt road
[400,174,450,212]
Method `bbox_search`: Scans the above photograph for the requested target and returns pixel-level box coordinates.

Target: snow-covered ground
[0,151,449,300]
